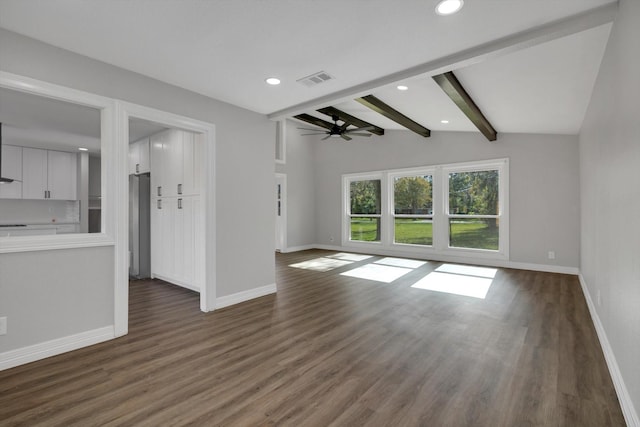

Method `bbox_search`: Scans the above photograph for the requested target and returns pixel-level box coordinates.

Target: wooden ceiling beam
[316,106,385,135]
[355,95,430,137]
[292,113,334,130]
[432,71,497,141]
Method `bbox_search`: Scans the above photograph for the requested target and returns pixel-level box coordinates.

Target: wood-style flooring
[0,250,625,426]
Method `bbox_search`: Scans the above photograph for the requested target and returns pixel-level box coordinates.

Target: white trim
[0,234,114,253]
[215,283,277,310]
[578,274,640,427]
[342,159,509,262]
[280,244,316,253]
[117,101,217,333]
[152,273,200,293]
[0,71,118,253]
[0,326,115,372]
[267,3,618,120]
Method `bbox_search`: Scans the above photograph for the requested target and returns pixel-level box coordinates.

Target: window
[348,178,381,242]
[342,159,508,260]
[447,169,499,250]
[393,174,433,246]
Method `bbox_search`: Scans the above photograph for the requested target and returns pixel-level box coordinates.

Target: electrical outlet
[329,236,334,242]
[0,317,7,335]
[548,251,555,260]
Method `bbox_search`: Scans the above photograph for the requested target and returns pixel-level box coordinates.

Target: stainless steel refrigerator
[129,173,151,279]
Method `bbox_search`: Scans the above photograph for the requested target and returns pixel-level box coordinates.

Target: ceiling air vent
[297,71,335,87]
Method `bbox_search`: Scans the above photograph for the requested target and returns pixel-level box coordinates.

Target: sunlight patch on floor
[289,257,353,272]
[341,263,413,283]
[375,257,427,269]
[411,271,493,299]
[327,253,374,262]
[435,263,498,278]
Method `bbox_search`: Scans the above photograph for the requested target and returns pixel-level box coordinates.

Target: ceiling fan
[298,115,374,141]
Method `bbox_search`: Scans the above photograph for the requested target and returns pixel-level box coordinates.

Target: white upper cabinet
[0,145,23,199]
[47,150,77,200]
[150,129,200,197]
[22,147,77,200]
[129,137,150,175]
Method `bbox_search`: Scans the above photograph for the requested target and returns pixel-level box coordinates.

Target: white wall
[579,0,640,422]
[0,29,275,355]
[308,130,580,269]
[275,119,316,250]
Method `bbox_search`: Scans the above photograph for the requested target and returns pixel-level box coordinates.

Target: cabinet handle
[178,198,182,209]
[177,183,183,195]
[44,190,50,199]
[136,163,140,174]
[157,186,162,197]
[157,199,162,209]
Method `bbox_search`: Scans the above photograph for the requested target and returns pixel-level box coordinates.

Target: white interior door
[275,173,286,252]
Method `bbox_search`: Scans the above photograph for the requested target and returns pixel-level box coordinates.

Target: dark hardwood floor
[0,250,625,426]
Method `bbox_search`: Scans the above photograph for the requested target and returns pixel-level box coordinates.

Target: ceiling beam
[267,3,616,120]
[292,113,334,130]
[316,106,385,135]
[432,71,497,141]
[355,95,430,138]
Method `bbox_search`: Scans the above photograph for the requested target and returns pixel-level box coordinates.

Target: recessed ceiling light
[435,0,464,16]
[397,85,409,91]
[441,120,449,124]
[265,77,281,85]
[78,147,89,151]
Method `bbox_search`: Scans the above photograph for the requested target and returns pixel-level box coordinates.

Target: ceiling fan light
[435,0,464,16]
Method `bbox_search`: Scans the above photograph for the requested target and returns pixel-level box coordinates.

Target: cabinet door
[22,147,48,199]
[150,131,168,197]
[164,129,183,197]
[137,138,150,174]
[0,145,23,199]
[181,131,201,195]
[128,141,138,175]
[48,150,77,200]
[174,196,196,287]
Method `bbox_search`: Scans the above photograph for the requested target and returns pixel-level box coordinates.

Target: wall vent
[297,71,335,87]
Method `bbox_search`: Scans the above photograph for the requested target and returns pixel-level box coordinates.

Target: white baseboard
[152,273,200,293]
[578,274,639,427]
[215,283,277,310]
[279,244,316,253]
[0,326,115,372]
[311,244,578,275]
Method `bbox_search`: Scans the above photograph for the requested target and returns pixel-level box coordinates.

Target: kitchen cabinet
[150,195,201,291]
[0,144,23,199]
[150,129,200,198]
[128,137,150,175]
[22,147,77,200]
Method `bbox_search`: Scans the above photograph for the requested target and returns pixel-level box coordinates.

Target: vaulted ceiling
[0,0,616,140]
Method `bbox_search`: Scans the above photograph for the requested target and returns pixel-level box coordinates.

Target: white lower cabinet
[151,195,201,292]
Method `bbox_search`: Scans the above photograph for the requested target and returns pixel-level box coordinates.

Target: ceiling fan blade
[340,134,352,141]
[345,133,372,137]
[322,135,332,141]
[344,126,375,134]
[297,127,326,132]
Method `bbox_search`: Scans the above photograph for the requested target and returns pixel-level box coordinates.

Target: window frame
[389,169,436,248]
[342,159,509,261]
[442,159,509,258]
[342,173,384,246]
